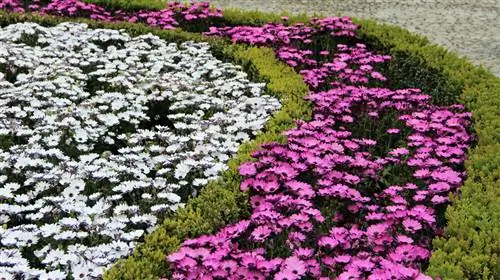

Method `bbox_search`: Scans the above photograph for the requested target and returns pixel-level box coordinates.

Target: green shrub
[425,143,500,280]
[83,0,167,11]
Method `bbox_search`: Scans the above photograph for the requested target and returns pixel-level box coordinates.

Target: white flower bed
[0,22,281,279]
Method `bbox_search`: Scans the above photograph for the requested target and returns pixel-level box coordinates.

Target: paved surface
[200,0,500,76]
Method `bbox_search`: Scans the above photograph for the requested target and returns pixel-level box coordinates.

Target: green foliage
[426,144,500,280]
[2,4,499,280]
[220,8,310,27]
[354,19,496,107]
[83,0,167,11]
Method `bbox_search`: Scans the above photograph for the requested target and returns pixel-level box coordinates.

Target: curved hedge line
[3,2,499,279]
[83,0,167,11]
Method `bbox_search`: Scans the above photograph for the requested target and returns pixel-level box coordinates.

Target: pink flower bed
[0,0,222,29]
[167,17,473,280]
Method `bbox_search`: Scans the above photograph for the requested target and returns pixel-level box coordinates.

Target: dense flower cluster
[206,19,389,89]
[0,22,280,279]
[168,16,472,280]
[206,16,357,46]
[0,0,222,29]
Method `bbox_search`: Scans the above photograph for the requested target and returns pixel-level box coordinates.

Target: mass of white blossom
[0,22,280,279]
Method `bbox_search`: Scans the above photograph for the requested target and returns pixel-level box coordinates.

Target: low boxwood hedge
[83,0,167,11]
[2,2,499,279]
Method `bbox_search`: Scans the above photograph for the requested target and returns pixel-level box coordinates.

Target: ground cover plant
[0,1,498,280]
[0,20,281,279]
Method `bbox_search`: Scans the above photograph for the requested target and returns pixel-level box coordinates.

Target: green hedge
[2,2,499,279]
[83,0,167,10]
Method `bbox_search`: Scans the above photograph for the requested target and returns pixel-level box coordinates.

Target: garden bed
[0,1,498,280]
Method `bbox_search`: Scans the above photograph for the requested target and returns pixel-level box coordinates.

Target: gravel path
[201,0,500,76]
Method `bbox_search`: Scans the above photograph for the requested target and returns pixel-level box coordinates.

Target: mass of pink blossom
[0,0,222,29]
[167,17,472,280]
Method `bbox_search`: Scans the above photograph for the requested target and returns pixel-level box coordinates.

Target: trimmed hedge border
[2,2,500,279]
[83,0,168,11]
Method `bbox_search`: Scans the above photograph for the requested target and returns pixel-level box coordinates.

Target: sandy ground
[199,0,500,76]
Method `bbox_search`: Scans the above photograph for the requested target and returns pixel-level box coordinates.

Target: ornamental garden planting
[0,1,497,280]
